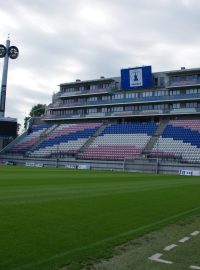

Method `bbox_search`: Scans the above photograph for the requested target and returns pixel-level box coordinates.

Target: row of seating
[79,123,158,161]
[151,120,200,162]
[30,123,102,157]
[7,120,200,163]
[10,125,50,153]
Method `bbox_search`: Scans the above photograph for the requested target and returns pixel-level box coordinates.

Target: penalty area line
[164,244,177,251]
[190,266,200,270]
[191,231,200,236]
[179,236,190,243]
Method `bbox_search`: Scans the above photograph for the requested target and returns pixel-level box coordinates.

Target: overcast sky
[0,0,200,128]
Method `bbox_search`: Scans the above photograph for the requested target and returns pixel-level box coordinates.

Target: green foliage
[0,167,200,270]
[24,104,46,129]
[29,104,46,117]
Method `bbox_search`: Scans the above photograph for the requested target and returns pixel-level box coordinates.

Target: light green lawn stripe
[1,179,199,200]
[12,205,200,270]
[0,179,195,194]
[0,176,199,195]
[0,179,176,191]
[1,181,200,206]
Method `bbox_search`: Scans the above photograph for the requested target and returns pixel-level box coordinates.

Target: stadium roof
[59,77,119,87]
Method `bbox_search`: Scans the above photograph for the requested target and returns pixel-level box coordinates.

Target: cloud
[0,0,200,128]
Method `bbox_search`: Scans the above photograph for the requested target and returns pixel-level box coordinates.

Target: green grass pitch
[0,166,200,270]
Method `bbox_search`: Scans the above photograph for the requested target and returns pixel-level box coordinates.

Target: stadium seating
[30,123,102,157]
[79,123,158,160]
[150,119,200,162]
[9,125,50,153]
[7,119,200,163]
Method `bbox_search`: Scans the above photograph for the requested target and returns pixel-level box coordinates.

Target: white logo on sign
[129,69,143,87]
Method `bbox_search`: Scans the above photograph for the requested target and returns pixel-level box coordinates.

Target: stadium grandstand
[1,65,200,174]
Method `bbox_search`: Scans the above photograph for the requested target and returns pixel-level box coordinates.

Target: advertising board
[121,66,152,90]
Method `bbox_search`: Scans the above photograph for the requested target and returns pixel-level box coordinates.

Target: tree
[24,104,46,129]
[29,104,46,117]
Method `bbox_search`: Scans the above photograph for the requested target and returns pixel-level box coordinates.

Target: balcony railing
[43,107,200,121]
[60,87,111,98]
[47,93,200,110]
[167,79,200,88]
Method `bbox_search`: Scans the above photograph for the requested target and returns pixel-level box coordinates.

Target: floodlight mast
[0,36,19,118]
[0,38,10,118]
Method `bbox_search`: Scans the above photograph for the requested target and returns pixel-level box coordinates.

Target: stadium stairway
[28,124,58,152]
[149,119,200,162]
[141,119,169,156]
[78,122,158,161]
[76,122,107,158]
[29,123,102,157]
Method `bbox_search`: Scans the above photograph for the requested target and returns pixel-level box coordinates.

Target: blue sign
[121,66,152,89]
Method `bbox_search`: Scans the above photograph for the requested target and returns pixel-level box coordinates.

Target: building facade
[43,66,200,123]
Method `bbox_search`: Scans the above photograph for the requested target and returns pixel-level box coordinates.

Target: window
[88,96,98,102]
[90,84,97,90]
[102,95,111,101]
[159,77,165,86]
[143,91,153,97]
[154,90,168,96]
[125,106,134,111]
[154,104,165,110]
[77,109,85,114]
[61,109,73,115]
[65,99,74,104]
[77,98,86,103]
[65,87,74,92]
[172,103,180,109]
[61,88,66,93]
[125,92,138,98]
[102,107,108,112]
[112,106,123,112]
[187,75,196,81]
[103,83,109,89]
[170,76,179,82]
[113,94,124,99]
[186,102,197,108]
[186,88,199,94]
[97,84,103,89]
[87,108,97,113]
[154,77,158,86]
[170,90,180,96]
[84,85,90,90]
[78,86,84,91]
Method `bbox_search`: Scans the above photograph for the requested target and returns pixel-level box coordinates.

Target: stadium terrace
[1,65,200,173]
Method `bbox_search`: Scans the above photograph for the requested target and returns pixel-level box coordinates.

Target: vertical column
[0,39,10,118]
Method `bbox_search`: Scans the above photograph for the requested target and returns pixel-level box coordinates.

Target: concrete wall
[1,155,200,175]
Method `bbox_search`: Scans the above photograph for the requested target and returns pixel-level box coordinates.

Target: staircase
[141,119,169,156]
[75,123,107,158]
[28,124,59,152]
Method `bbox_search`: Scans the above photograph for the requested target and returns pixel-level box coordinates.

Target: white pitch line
[164,244,177,251]
[179,236,190,243]
[191,231,200,236]
[12,206,200,270]
[148,253,173,264]
[190,266,200,270]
